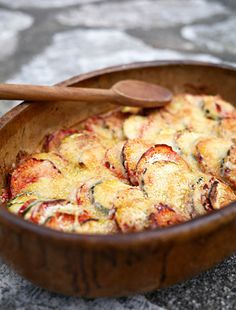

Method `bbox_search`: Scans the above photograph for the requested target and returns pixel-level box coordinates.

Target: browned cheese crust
[3,95,236,234]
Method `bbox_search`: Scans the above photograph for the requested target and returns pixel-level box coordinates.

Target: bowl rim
[1,59,236,245]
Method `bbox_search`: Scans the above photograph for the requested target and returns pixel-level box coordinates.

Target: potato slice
[222,145,236,189]
[166,94,216,133]
[218,118,236,140]
[136,144,189,176]
[201,96,236,120]
[32,152,67,172]
[104,141,127,180]
[149,204,186,228]
[139,112,170,141]
[90,179,130,214]
[84,110,126,140]
[75,219,118,234]
[122,139,152,185]
[136,145,193,218]
[176,131,210,170]
[123,115,148,139]
[207,179,236,210]
[190,174,236,217]
[138,163,193,219]
[195,137,232,178]
[151,129,180,152]
[59,131,107,168]
[114,188,153,232]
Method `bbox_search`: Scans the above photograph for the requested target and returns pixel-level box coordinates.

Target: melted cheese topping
[3,94,236,234]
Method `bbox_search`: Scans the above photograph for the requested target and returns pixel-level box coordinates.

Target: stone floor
[0,0,235,309]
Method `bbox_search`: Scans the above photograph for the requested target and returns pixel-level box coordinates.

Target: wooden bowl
[0,61,236,298]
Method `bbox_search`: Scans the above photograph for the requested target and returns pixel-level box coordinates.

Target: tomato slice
[149,204,185,228]
[84,110,126,140]
[43,128,78,152]
[10,158,61,197]
[136,144,188,177]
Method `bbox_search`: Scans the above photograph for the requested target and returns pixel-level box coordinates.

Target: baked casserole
[2,94,236,234]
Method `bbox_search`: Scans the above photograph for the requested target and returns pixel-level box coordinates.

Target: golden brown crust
[122,139,152,185]
[195,137,232,178]
[222,145,236,189]
[4,94,236,234]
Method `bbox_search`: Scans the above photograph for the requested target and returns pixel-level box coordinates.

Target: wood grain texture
[0,83,115,102]
[0,80,172,108]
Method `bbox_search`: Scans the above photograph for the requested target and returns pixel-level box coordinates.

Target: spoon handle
[0,83,115,102]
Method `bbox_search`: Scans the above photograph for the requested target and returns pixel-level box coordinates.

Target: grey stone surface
[182,17,236,55]
[0,9,33,61]
[9,29,220,85]
[56,0,228,29]
[146,254,236,310]
[0,0,236,309]
[0,0,102,9]
[0,261,163,310]
[3,29,220,116]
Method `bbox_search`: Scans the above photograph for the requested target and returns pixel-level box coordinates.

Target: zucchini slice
[28,199,91,229]
[29,199,69,223]
[90,180,130,215]
[20,199,43,217]
[7,192,39,214]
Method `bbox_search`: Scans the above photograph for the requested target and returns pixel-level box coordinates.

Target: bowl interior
[0,62,235,188]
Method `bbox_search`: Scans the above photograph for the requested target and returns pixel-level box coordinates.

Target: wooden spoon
[0,79,172,108]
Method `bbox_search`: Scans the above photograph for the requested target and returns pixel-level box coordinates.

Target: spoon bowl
[112,79,172,107]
